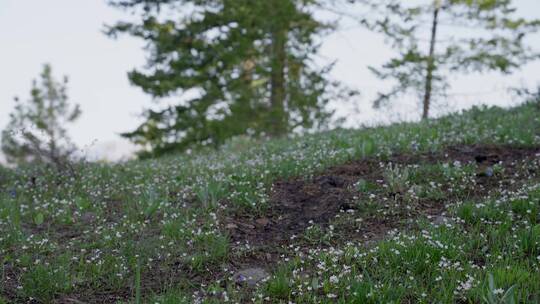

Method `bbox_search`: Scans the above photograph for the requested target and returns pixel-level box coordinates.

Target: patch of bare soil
[226,144,540,246]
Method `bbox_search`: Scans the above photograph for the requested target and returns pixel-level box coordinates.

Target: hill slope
[1,103,540,303]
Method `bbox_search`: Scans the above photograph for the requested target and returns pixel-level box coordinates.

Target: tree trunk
[422,1,440,119]
[269,16,287,136]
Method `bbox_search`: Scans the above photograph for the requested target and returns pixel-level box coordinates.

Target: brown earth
[226,144,540,246]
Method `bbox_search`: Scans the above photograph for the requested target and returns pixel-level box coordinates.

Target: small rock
[432,215,452,226]
[233,268,269,287]
[457,146,475,154]
[80,212,97,224]
[255,218,270,227]
[476,165,494,177]
[225,223,238,229]
[316,176,345,188]
[238,223,255,229]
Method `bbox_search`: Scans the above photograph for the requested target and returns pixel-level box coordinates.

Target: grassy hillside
[1,103,540,303]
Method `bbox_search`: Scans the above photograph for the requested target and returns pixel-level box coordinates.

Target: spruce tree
[108,0,340,156]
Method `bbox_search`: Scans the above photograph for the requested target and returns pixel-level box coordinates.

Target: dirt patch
[226,144,540,246]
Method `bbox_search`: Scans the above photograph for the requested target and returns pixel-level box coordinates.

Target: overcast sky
[1,0,539,162]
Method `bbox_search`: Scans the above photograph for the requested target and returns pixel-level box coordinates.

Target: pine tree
[357,0,540,119]
[107,0,341,156]
[1,64,81,168]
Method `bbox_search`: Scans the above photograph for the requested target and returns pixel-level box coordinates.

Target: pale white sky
[1,0,539,162]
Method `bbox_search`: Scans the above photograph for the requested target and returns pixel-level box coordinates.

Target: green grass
[0,103,539,303]
[262,183,540,303]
